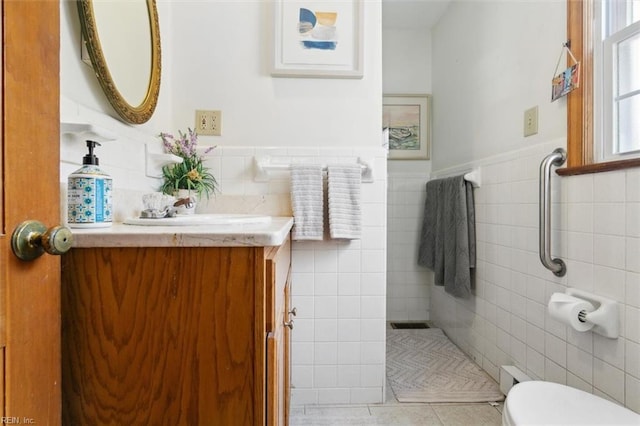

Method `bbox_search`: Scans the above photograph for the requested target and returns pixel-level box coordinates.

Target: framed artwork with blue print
[271,0,364,78]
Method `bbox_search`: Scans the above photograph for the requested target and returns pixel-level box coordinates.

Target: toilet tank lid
[505,381,640,425]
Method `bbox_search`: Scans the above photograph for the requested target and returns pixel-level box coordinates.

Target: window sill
[556,157,640,176]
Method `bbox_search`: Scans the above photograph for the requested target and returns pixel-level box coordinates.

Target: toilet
[503,381,640,425]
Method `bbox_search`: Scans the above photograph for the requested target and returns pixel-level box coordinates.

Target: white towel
[290,164,324,240]
[327,164,362,240]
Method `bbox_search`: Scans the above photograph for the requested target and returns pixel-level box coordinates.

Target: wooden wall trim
[557,157,640,175]
[567,0,594,168]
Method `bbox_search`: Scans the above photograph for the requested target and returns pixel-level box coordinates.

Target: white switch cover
[524,106,538,137]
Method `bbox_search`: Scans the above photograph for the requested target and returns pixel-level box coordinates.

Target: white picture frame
[383,94,431,160]
[271,0,364,79]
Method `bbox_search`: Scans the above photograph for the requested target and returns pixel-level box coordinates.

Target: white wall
[387,172,432,321]
[383,26,432,175]
[169,0,381,149]
[430,1,640,413]
[383,25,432,321]
[61,0,387,406]
[383,27,432,94]
[432,0,566,170]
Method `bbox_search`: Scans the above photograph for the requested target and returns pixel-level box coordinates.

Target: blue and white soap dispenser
[67,140,113,228]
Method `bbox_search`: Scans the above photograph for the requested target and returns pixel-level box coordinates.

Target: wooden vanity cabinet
[61,236,291,425]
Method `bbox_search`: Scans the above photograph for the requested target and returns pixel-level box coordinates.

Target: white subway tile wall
[387,173,432,321]
[209,146,388,405]
[430,140,640,412]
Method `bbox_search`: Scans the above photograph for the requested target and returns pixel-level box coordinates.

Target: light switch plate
[524,106,538,137]
[195,110,221,136]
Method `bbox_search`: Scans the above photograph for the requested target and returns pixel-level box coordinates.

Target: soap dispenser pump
[67,140,113,228]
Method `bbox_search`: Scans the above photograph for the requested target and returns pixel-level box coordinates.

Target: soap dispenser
[67,140,113,228]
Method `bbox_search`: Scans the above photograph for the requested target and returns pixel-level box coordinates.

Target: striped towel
[290,164,324,240]
[327,164,362,240]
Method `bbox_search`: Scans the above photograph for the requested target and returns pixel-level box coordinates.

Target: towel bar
[463,169,481,188]
[254,156,374,183]
[430,168,482,188]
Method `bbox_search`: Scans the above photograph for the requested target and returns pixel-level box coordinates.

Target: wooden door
[0,1,61,423]
[62,247,260,425]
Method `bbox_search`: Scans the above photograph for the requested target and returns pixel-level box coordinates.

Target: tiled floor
[290,385,504,425]
[290,402,503,425]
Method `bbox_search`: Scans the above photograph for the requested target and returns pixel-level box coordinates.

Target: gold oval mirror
[77,0,161,124]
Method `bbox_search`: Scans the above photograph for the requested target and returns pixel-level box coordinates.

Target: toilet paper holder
[566,288,619,339]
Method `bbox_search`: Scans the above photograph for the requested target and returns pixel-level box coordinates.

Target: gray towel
[327,164,362,240]
[291,164,324,240]
[418,175,476,298]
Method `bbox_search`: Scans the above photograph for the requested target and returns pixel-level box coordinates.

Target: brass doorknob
[11,220,73,261]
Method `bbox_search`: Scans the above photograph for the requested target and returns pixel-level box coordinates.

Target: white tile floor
[290,383,504,425]
[290,398,503,425]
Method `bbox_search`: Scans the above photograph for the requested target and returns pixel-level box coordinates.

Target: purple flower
[159,128,216,160]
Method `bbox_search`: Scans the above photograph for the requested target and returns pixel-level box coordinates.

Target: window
[596,0,640,160]
[562,0,640,175]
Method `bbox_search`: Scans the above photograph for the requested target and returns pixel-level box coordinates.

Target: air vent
[390,322,429,329]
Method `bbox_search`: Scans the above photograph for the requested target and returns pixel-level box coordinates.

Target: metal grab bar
[539,148,567,277]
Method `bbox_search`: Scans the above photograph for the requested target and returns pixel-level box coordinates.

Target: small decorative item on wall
[271,0,363,78]
[551,41,580,102]
[383,94,431,160]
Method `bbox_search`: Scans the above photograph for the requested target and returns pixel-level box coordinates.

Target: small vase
[174,189,197,215]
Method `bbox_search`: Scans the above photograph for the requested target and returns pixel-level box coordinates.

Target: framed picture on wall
[383,94,431,160]
[271,0,364,78]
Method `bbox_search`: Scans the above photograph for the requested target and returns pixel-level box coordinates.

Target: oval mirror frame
[77,0,161,125]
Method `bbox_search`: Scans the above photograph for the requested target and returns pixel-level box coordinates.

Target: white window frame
[594,0,640,162]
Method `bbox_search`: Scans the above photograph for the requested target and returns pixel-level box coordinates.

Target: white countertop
[69,217,294,248]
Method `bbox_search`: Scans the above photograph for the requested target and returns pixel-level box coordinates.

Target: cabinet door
[265,236,291,426]
[62,247,259,425]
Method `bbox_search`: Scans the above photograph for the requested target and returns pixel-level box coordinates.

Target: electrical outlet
[195,110,222,136]
[524,106,538,137]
